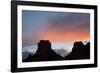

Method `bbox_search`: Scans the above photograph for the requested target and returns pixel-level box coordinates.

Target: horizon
[22,40,90,56]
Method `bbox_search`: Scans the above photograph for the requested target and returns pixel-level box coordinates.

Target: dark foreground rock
[65,41,90,60]
[23,40,90,62]
[23,40,63,62]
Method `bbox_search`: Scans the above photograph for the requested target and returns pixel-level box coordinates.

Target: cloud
[22,10,90,46]
[47,13,90,33]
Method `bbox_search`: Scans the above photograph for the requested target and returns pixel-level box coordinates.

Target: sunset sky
[22,10,90,53]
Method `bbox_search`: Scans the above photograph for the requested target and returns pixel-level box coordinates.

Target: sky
[22,10,90,53]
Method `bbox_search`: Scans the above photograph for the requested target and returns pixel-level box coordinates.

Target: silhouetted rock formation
[65,41,90,60]
[23,40,90,62]
[23,40,63,62]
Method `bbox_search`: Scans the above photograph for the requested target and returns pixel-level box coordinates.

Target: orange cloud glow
[41,30,90,43]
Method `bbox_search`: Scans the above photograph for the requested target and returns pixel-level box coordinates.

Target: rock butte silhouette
[23,40,63,62]
[65,41,90,60]
[23,40,90,62]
